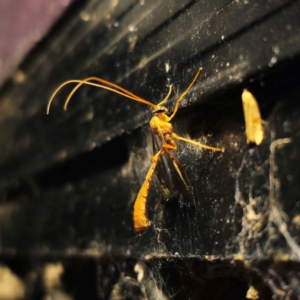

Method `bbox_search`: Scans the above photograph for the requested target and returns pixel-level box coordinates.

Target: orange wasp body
[47,68,222,234]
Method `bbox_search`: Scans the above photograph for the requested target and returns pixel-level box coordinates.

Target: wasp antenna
[46,80,79,114]
[47,78,158,115]
[62,80,158,111]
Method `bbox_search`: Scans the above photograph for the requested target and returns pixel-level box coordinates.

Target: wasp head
[153,106,168,114]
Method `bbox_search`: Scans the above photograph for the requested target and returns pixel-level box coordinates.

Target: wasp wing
[152,132,194,205]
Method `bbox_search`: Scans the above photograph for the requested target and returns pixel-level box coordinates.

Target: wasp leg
[157,84,173,107]
[172,133,223,152]
[155,186,164,210]
[133,149,164,234]
[168,68,202,120]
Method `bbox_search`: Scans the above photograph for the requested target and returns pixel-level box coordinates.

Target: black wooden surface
[0,0,300,299]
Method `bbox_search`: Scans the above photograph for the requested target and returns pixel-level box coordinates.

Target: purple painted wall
[0,0,73,85]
